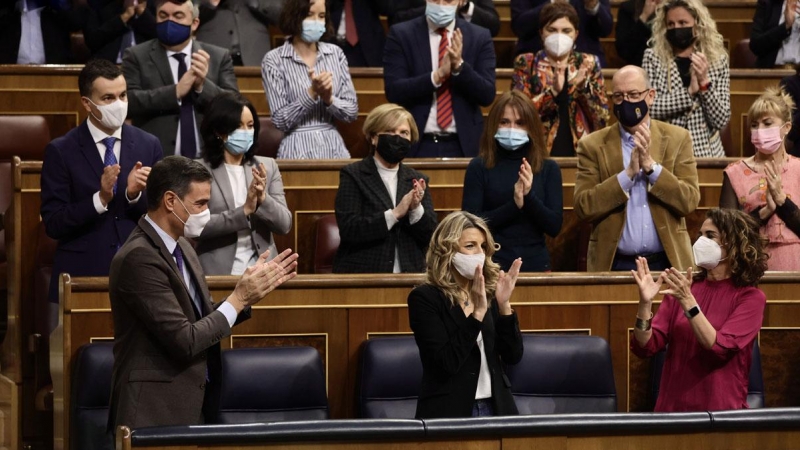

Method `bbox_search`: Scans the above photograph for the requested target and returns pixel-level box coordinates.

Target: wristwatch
[684,305,701,319]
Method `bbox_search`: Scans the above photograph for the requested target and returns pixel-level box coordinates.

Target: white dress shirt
[17,0,46,64]
[165,40,201,157]
[225,163,258,275]
[424,19,458,134]
[475,331,492,399]
[86,119,141,214]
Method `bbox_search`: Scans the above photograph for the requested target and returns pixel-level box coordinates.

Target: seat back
[35,222,58,336]
[314,214,340,274]
[650,340,764,409]
[357,336,423,419]
[70,342,115,450]
[730,39,757,69]
[256,117,284,159]
[217,347,329,423]
[507,334,617,414]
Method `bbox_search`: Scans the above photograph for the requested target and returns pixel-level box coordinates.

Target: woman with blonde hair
[462,90,563,272]
[631,208,768,411]
[643,0,730,158]
[408,211,524,418]
[720,87,800,270]
[333,103,437,273]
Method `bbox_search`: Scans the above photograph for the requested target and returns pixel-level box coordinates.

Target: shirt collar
[279,39,334,59]
[86,117,123,144]
[166,40,193,58]
[618,119,651,144]
[427,18,457,34]
[145,214,178,254]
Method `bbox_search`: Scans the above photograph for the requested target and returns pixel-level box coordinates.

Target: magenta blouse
[631,278,766,412]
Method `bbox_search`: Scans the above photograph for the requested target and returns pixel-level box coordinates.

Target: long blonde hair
[424,211,501,306]
[649,0,726,66]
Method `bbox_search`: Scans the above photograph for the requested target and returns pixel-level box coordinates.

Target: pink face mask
[751,126,784,155]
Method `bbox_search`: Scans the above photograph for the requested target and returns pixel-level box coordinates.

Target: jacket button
[200,383,205,390]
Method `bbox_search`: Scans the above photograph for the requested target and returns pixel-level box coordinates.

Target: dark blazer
[614,0,653,67]
[388,0,500,37]
[780,74,800,156]
[333,156,437,273]
[0,4,82,63]
[383,17,496,157]
[82,0,156,63]
[40,122,163,304]
[330,0,393,67]
[408,284,523,419]
[511,0,613,67]
[122,39,240,156]
[108,217,251,429]
[750,0,792,68]
[197,0,283,66]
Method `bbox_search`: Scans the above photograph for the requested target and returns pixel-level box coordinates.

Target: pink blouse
[631,278,765,412]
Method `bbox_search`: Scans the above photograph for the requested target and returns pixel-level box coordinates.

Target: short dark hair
[279,0,334,41]
[200,92,260,169]
[539,2,580,31]
[146,156,213,211]
[78,59,123,97]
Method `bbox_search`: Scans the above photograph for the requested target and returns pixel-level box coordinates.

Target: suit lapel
[77,121,104,179]
[178,238,213,316]
[118,125,137,200]
[149,40,175,85]
[360,157,395,210]
[211,163,235,210]
[414,18,433,74]
[649,121,666,166]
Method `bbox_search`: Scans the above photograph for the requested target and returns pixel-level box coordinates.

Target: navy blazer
[330,0,392,67]
[383,16,496,157]
[408,284,523,418]
[40,122,163,304]
[750,0,792,68]
[511,0,613,68]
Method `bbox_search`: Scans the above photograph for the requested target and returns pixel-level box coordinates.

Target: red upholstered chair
[720,123,734,157]
[314,214,340,274]
[0,115,51,338]
[731,39,757,69]
[256,117,284,159]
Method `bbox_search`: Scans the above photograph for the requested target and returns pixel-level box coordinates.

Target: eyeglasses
[611,90,651,104]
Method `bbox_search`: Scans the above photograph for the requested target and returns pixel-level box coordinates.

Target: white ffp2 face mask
[693,236,723,270]
[452,252,485,280]
[544,33,574,59]
[173,196,211,238]
[86,98,128,131]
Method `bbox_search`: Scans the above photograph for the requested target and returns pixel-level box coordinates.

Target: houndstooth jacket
[642,48,730,158]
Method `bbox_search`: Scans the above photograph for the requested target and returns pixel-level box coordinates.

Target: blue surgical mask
[156,20,191,46]
[494,128,530,151]
[224,129,255,155]
[425,2,457,28]
[301,19,326,43]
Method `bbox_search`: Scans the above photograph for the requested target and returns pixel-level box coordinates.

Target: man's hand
[640,0,660,22]
[448,28,464,71]
[134,0,147,16]
[191,50,210,91]
[100,164,121,206]
[228,249,299,313]
[176,68,196,99]
[633,122,654,172]
[126,161,151,200]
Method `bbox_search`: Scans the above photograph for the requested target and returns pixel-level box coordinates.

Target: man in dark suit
[40,59,163,328]
[196,0,284,66]
[122,0,239,157]
[384,0,496,157]
[82,0,157,64]
[330,0,393,67]
[108,156,298,429]
[0,0,83,64]
[389,0,500,37]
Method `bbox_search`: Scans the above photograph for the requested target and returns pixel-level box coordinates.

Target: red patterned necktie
[345,0,358,46]
[436,28,453,130]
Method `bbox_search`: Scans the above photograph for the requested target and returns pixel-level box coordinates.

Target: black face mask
[614,99,649,128]
[375,134,411,164]
[666,27,695,50]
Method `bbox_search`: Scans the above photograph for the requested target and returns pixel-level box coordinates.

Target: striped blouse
[261,40,358,159]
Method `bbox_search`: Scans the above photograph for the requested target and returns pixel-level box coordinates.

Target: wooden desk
[53,272,800,450]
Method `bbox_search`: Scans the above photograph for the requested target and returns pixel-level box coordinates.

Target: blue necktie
[173,245,202,319]
[102,136,118,195]
[173,53,197,159]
